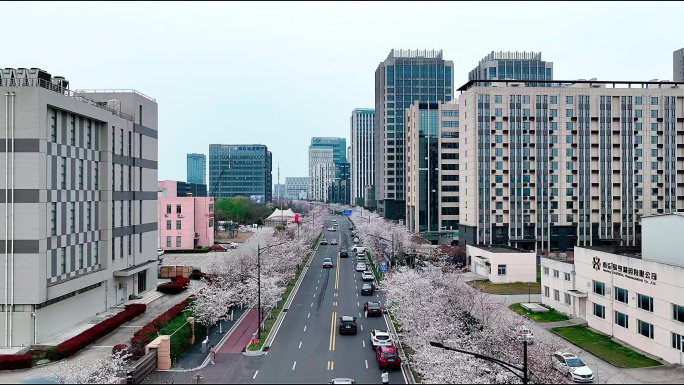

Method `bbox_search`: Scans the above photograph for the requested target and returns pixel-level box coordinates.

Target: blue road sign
[309,201,315,206]
[342,209,352,216]
[381,261,387,268]
[380,266,387,273]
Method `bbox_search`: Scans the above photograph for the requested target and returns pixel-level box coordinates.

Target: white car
[369,330,393,349]
[361,271,374,282]
[516,325,534,344]
[356,262,367,272]
[226,242,238,249]
[329,379,356,385]
[552,352,595,382]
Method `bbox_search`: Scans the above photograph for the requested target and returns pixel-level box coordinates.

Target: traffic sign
[342,209,352,216]
[309,201,315,206]
[380,266,387,273]
[381,261,387,268]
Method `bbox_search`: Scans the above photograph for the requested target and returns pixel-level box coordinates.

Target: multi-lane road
[222,215,406,384]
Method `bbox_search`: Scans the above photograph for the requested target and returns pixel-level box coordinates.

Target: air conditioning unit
[164,214,169,217]
[177,214,183,218]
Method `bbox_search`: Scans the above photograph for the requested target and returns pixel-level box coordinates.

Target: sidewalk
[537,317,588,330]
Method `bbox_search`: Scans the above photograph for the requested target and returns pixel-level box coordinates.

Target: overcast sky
[5,1,683,184]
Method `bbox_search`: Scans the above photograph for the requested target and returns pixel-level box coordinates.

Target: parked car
[226,242,238,249]
[340,249,349,258]
[552,352,595,382]
[329,379,356,385]
[323,258,334,268]
[339,315,357,335]
[370,329,393,348]
[210,244,228,252]
[362,271,375,282]
[375,345,401,370]
[364,301,383,316]
[361,283,374,295]
[331,239,338,245]
[356,262,367,272]
[321,239,328,245]
[516,325,534,344]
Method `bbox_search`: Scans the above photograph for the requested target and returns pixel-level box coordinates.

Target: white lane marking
[313,294,316,298]
[318,280,320,283]
[292,361,297,370]
[362,340,366,348]
[357,302,360,306]
[253,371,259,379]
[316,286,318,290]
[311,302,314,307]
[360,324,364,331]
[357,294,359,297]
[308,312,311,318]
[359,312,362,318]
[355,286,358,290]
[299,341,302,349]
[365,359,368,369]
[304,325,307,332]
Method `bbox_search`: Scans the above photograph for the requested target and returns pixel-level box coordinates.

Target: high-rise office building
[405,101,459,241]
[458,78,684,253]
[186,153,206,185]
[309,137,349,204]
[329,162,351,205]
[310,137,347,164]
[674,48,684,82]
[208,144,272,203]
[0,68,159,346]
[309,148,335,202]
[176,181,208,197]
[285,177,309,200]
[468,51,553,82]
[350,108,375,207]
[374,49,455,221]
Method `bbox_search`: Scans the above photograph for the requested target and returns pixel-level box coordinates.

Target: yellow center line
[329,311,336,351]
[332,314,337,351]
[335,253,340,290]
[327,360,334,370]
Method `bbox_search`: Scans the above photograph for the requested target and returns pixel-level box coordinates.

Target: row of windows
[56,243,99,276]
[543,267,572,281]
[592,281,684,320]
[51,202,96,236]
[486,94,671,106]
[593,305,654,339]
[543,286,573,305]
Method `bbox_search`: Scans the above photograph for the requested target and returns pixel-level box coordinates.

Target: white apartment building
[0,68,159,348]
[541,213,684,364]
[350,108,375,207]
[458,79,684,253]
[405,100,459,241]
[309,148,334,202]
[285,177,308,200]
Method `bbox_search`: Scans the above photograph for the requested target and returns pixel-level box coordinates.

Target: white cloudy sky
[4,1,683,183]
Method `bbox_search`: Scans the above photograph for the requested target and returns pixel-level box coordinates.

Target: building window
[61,157,67,189]
[86,120,92,149]
[70,115,76,146]
[166,220,171,230]
[564,272,571,281]
[544,286,549,297]
[553,269,559,278]
[120,164,124,190]
[593,280,605,296]
[673,333,684,351]
[674,304,684,323]
[209,204,214,213]
[51,202,57,236]
[209,218,214,227]
[60,247,67,274]
[564,293,571,305]
[166,204,172,215]
[120,237,124,258]
[94,162,99,190]
[176,220,181,230]
[139,233,143,253]
[128,234,132,256]
[554,290,560,301]
[78,245,84,269]
[70,203,75,232]
[497,265,506,275]
[128,201,131,226]
[593,303,605,319]
[495,95,502,104]
[651,97,658,105]
[128,165,132,191]
[94,242,99,265]
[120,128,124,155]
[615,311,629,328]
[120,201,124,227]
[638,320,654,339]
[176,205,182,214]
[128,131,132,156]
[566,96,573,104]
[87,202,92,231]
[176,236,182,247]
[543,267,549,275]
[78,160,84,189]
[51,110,57,142]
[614,287,628,304]
[637,294,653,312]
[166,236,171,247]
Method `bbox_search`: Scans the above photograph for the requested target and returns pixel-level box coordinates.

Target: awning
[114,259,158,277]
[567,289,588,298]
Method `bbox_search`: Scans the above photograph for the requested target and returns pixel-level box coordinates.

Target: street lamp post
[430,341,528,384]
[256,240,290,340]
[527,282,531,304]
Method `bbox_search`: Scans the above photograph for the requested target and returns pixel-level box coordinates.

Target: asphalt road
[221,215,406,384]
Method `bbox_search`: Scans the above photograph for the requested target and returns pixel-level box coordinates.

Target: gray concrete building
[0,68,158,348]
[285,177,308,200]
[468,51,553,82]
[674,48,684,82]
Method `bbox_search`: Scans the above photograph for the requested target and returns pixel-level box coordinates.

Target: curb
[383,312,416,384]
[244,232,322,355]
[161,309,251,373]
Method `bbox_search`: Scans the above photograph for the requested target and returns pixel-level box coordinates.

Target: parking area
[159,227,274,270]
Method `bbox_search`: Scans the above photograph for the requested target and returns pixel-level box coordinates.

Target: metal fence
[128,349,157,384]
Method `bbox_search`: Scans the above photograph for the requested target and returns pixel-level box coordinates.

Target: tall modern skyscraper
[310,137,347,164]
[468,51,553,82]
[350,108,375,207]
[309,148,335,202]
[187,153,206,185]
[374,49,454,221]
[674,48,684,82]
[208,144,272,202]
[309,137,349,204]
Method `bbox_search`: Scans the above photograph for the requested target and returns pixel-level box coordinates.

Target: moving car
[323,258,334,268]
[321,239,328,245]
[340,249,349,258]
[328,227,335,231]
[552,352,595,382]
[361,283,374,295]
[516,325,534,344]
[356,262,367,272]
[329,379,356,385]
[210,244,227,252]
[375,345,401,370]
[370,329,393,348]
[339,315,357,335]
[364,301,384,316]
[361,271,375,282]
[331,239,338,245]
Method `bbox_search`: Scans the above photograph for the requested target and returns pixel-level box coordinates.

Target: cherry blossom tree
[382,267,566,384]
[48,349,130,384]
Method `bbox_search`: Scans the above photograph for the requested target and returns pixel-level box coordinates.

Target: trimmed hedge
[46,304,146,361]
[164,247,211,254]
[157,277,190,294]
[129,299,190,359]
[0,354,32,370]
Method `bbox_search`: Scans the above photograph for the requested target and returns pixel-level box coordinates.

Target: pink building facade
[158,180,215,250]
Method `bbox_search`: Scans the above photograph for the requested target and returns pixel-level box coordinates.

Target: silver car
[356,262,367,272]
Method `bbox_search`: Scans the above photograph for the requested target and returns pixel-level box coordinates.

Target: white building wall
[540,257,576,316]
[309,148,334,202]
[641,213,684,266]
[466,245,536,283]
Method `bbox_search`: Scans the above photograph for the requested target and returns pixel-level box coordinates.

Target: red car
[375,345,401,370]
[210,244,227,252]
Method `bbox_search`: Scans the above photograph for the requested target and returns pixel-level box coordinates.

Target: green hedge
[159,312,206,363]
[164,247,211,254]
